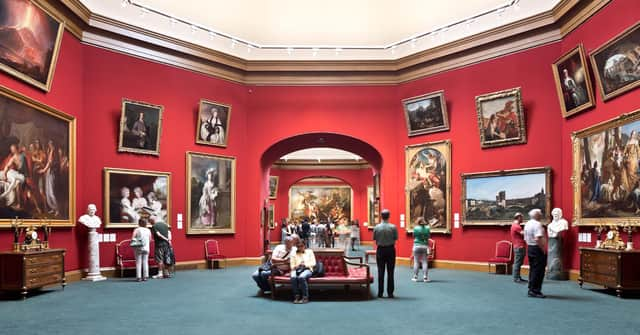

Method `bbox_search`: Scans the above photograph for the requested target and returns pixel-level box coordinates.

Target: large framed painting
[590,21,640,101]
[268,175,278,199]
[461,167,551,226]
[268,203,275,229]
[118,99,163,156]
[288,185,352,222]
[475,87,526,149]
[405,140,451,234]
[572,109,640,226]
[186,152,236,234]
[103,168,171,228]
[0,85,75,227]
[367,186,380,228]
[196,99,231,147]
[402,90,449,136]
[552,44,595,118]
[0,0,64,92]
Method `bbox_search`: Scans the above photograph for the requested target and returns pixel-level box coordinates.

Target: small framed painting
[196,99,231,147]
[268,204,275,229]
[118,99,164,156]
[475,87,526,149]
[269,176,279,199]
[402,90,449,136]
[552,44,595,118]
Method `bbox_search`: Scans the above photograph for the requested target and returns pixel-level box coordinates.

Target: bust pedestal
[83,227,106,282]
[546,235,568,280]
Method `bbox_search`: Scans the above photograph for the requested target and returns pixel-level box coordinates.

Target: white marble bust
[79,204,102,229]
[547,208,568,238]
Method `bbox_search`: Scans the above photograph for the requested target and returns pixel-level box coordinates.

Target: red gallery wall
[0,0,637,272]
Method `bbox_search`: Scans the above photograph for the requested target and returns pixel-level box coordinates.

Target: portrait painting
[187,152,236,234]
[590,22,640,101]
[475,87,526,149]
[118,99,163,156]
[288,185,352,223]
[103,168,170,228]
[268,204,275,229]
[572,109,640,226]
[0,0,64,91]
[552,44,595,118]
[196,99,231,147]
[405,140,451,234]
[268,175,278,199]
[0,86,75,227]
[461,167,551,226]
[402,90,449,136]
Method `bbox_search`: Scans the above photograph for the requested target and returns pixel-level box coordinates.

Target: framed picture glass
[288,185,352,222]
[268,175,278,199]
[402,90,449,136]
[475,87,526,148]
[552,44,595,118]
[118,99,163,156]
[196,99,231,147]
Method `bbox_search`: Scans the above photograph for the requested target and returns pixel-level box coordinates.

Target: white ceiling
[80,0,560,60]
[281,148,362,161]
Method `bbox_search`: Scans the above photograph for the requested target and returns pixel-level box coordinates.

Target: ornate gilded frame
[117,99,164,156]
[0,85,76,227]
[475,87,526,148]
[288,185,354,221]
[551,44,595,118]
[571,109,640,226]
[195,99,232,148]
[461,167,552,226]
[268,175,279,199]
[186,151,236,234]
[405,140,451,234]
[402,90,449,137]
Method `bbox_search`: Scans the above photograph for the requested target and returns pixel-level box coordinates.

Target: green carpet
[0,263,638,335]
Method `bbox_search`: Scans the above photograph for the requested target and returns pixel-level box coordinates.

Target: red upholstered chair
[205,239,227,269]
[116,239,158,277]
[488,240,513,274]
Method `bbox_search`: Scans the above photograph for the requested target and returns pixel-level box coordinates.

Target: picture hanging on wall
[196,99,231,148]
[402,90,449,137]
[0,85,75,227]
[367,186,380,228]
[103,168,171,228]
[475,87,526,149]
[186,151,236,234]
[268,175,279,199]
[461,167,551,226]
[268,203,275,229]
[590,21,640,101]
[118,99,164,156]
[405,140,451,234]
[0,0,64,92]
[572,109,640,226]
[552,44,595,118]
[288,185,352,223]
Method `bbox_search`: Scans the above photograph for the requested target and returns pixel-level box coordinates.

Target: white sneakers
[412,276,431,282]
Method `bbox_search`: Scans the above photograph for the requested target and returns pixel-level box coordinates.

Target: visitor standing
[524,209,546,298]
[131,218,152,282]
[373,209,398,298]
[510,212,527,283]
[412,217,430,282]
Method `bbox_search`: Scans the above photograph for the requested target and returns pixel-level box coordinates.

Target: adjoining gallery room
[1,0,640,334]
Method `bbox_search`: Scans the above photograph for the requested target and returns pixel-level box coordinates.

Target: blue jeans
[290,269,312,297]
[252,269,272,292]
[512,247,525,280]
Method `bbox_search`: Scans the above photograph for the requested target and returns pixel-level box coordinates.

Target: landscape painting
[289,185,352,222]
[402,90,449,136]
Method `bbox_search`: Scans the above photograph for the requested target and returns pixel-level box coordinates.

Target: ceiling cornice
[48,0,610,85]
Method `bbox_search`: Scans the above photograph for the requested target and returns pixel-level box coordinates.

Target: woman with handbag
[131,218,152,282]
[290,240,316,304]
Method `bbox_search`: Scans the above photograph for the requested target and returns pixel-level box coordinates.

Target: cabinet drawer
[25,253,63,267]
[24,264,63,279]
[25,273,63,289]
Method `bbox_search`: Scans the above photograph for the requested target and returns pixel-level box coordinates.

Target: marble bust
[79,204,102,229]
[78,204,106,281]
[546,208,569,280]
[547,208,568,238]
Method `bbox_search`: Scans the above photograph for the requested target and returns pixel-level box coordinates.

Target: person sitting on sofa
[290,239,316,304]
[252,236,296,294]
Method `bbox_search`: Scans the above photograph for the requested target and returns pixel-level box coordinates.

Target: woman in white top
[290,241,316,304]
[131,218,152,282]
[350,221,360,251]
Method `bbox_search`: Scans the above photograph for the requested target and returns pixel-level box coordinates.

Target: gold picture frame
[402,90,449,137]
[461,167,551,226]
[475,87,526,149]
[0,85,76,227]
[572,109,640,226]
[268,175,279,199]
[196,99,232,147]
[366,186,380,228]
[0,0,64,92]
[405,140,451,234]
[118,99,164,156]
[551,44,595,118]
[288,185,353,222]
[103,168,171,228]
[186,151,236,234]
[268,203,275,230]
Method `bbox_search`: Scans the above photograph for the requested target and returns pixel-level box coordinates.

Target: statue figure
[78,204,107,281]
[546,208,569,280]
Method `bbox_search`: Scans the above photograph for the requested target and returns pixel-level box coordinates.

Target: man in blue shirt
[373,209,398,298]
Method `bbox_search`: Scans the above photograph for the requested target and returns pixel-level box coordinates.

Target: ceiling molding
[273,160,371,170]
[51,0,609,85]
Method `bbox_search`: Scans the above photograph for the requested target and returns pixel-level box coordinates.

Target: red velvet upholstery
[116,239,158,277]
[487,240,513,274]
[205,240,227,269]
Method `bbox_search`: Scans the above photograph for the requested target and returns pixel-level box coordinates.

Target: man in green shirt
[373,209,398,298]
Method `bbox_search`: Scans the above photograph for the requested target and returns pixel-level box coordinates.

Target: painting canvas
[572,109,640,226]
[196,99,231,147]
[268,203,275,229]
[461,167,551,226]
[552,44,595,118]
[367,186,380,228]
[187,152,235,234]
[103,168,170,228]
[590,22,640,101]
[268,175,278,199]
[288,185,352,222]
[0,0,64,91]
[475,87,526,148]
[118,99,163,156]
[0,86,75,227]
[402,90,449,136]
[405,140,451,234]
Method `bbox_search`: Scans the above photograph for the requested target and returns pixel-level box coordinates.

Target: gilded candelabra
[622,221,637,251]
[594,224,606,248]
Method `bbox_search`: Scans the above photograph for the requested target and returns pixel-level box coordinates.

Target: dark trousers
[376,246,396,296]
[527,245,546,294]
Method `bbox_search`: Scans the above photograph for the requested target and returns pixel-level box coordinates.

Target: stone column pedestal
[83,228,106,281]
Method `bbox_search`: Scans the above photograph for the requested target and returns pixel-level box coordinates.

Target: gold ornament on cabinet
[11,217,52,252]
[598,225,626,250]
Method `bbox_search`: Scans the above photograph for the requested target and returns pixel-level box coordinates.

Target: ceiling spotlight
[312,48,319,57]
[247,44,252,53]
[121,0,130,8]
[390,45,396,54]
[139,8,149,18]
[191,25,198,34]
[287,47,293,56]
[513,2,521,11]
[208,31,216,39]
[231,39,237,49]
[497,8,506,17]
[410,39,417,49]
[465,19,475,31]
[335,48,342,55]
[170,18,177,27]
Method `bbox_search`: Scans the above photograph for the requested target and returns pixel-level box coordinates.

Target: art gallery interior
[0,0,639,334]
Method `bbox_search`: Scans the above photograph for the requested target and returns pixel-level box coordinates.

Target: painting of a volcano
[0,0,64,91]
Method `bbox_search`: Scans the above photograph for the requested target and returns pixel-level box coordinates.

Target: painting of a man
[118,99,163,156]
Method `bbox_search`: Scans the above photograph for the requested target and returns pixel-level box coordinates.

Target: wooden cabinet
[578,247,640,297]
[0,249,66,298]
